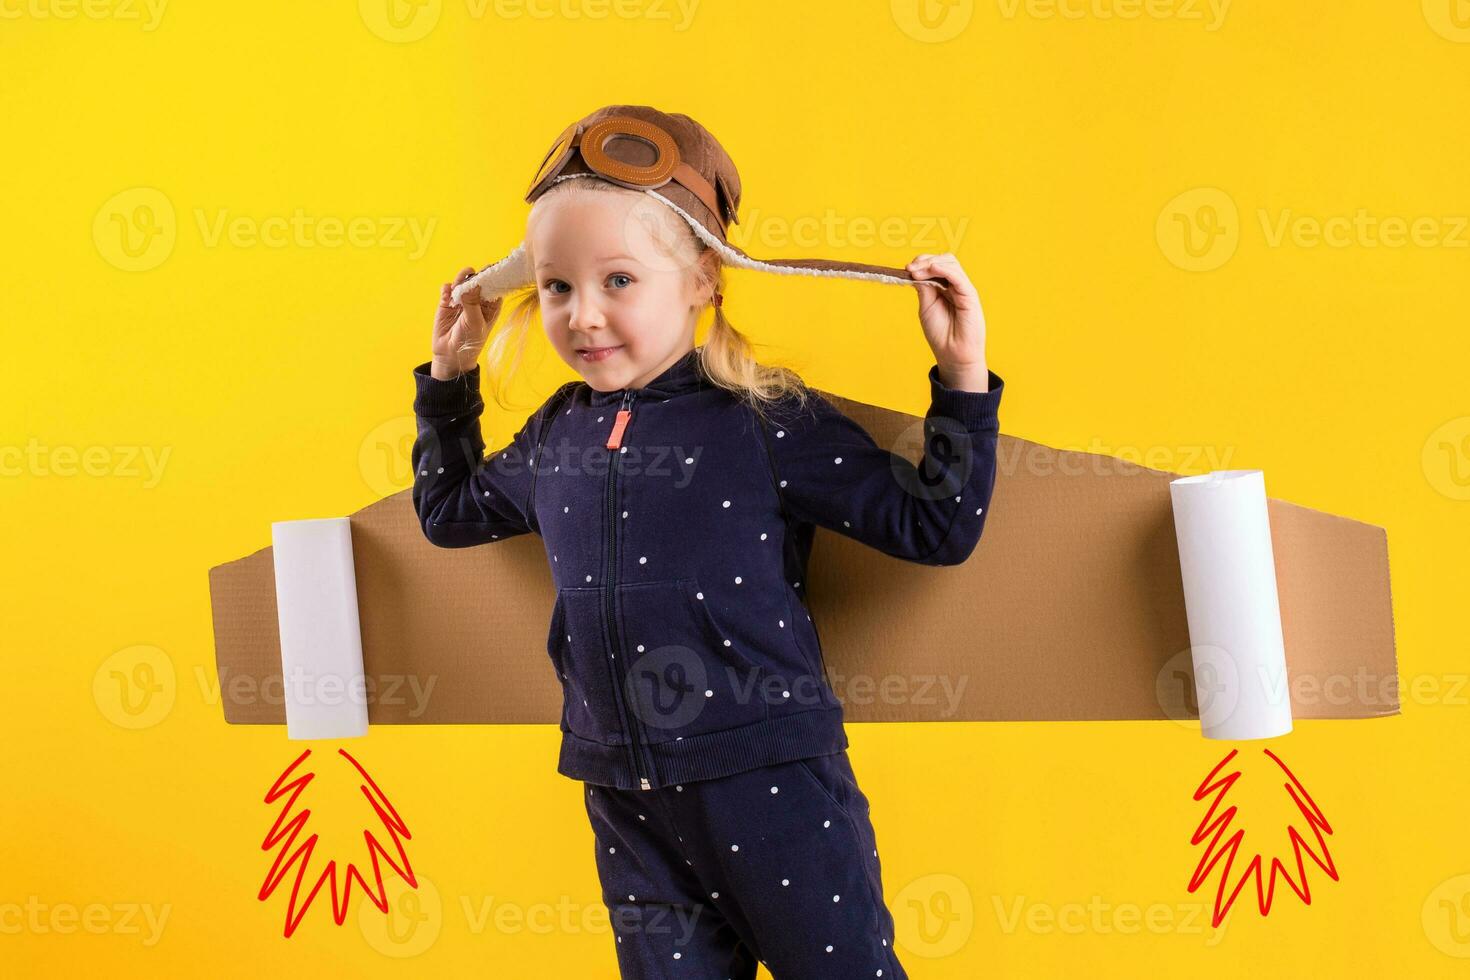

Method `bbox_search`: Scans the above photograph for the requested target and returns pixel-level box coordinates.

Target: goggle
[525,115,734,232]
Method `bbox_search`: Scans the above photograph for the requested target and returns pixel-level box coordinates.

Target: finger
[906,264,952,292]
[443,269,470,302]
[906,254,944,281]
[450,268,477,301]
[915,255,976,300]
[461,300,485,332]
[915,283,949,323]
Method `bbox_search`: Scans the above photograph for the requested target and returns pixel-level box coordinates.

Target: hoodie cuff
[928,364,1004,431]
[413,360,482,416]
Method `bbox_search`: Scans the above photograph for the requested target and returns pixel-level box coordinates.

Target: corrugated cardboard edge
[209,388,1399,725]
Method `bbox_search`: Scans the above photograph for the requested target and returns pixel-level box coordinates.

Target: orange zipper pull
[606,391,635,449]
[606,408,631,449]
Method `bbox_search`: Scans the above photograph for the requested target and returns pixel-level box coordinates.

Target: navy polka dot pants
[582,750,908,979]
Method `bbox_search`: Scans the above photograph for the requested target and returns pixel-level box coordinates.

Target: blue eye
[545,280,569,295]
[608,274,633,289]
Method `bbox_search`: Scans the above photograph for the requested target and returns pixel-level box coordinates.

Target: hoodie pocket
[615,578,769,741]
[547,587,627,744]
[544,591,570,681]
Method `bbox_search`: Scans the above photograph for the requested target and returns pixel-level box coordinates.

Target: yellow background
[3,0,1467,975]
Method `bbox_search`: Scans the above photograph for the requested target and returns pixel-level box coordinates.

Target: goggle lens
[526,116,681,200]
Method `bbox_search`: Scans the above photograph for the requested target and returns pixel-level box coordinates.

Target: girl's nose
[569,296,607,332]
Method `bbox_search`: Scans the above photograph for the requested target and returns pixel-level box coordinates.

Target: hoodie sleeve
[410,360,564,549]
[762,364,1005,566]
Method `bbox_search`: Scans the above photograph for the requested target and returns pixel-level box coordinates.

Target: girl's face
[529,185,713,393]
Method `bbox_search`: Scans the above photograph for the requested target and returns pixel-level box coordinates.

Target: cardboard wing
[208,390,1399,725]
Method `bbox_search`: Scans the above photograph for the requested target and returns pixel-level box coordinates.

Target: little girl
[412,105,1004,979]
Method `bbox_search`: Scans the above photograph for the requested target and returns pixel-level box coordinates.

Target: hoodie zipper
[603,389,652,790]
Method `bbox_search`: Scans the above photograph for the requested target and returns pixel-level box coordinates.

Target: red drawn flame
[258,747,417,938]
[1186,747,1339,927]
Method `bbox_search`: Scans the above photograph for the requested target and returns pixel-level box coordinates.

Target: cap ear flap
[715,174,740,227]
[450,242,535,307]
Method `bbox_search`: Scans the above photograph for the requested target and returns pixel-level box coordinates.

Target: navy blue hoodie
[412,347,1005,791]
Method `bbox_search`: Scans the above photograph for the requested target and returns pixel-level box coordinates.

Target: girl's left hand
[907,253,988,377]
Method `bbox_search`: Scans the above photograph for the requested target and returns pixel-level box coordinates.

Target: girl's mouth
[577,346,623,363]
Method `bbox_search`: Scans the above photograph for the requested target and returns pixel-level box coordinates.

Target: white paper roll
[1168,470,1293,740]
[271,518,369,740]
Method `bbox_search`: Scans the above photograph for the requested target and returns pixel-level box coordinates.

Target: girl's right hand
[431,266,503,380]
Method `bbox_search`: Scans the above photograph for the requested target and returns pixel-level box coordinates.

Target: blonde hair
[477,178,813,424]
